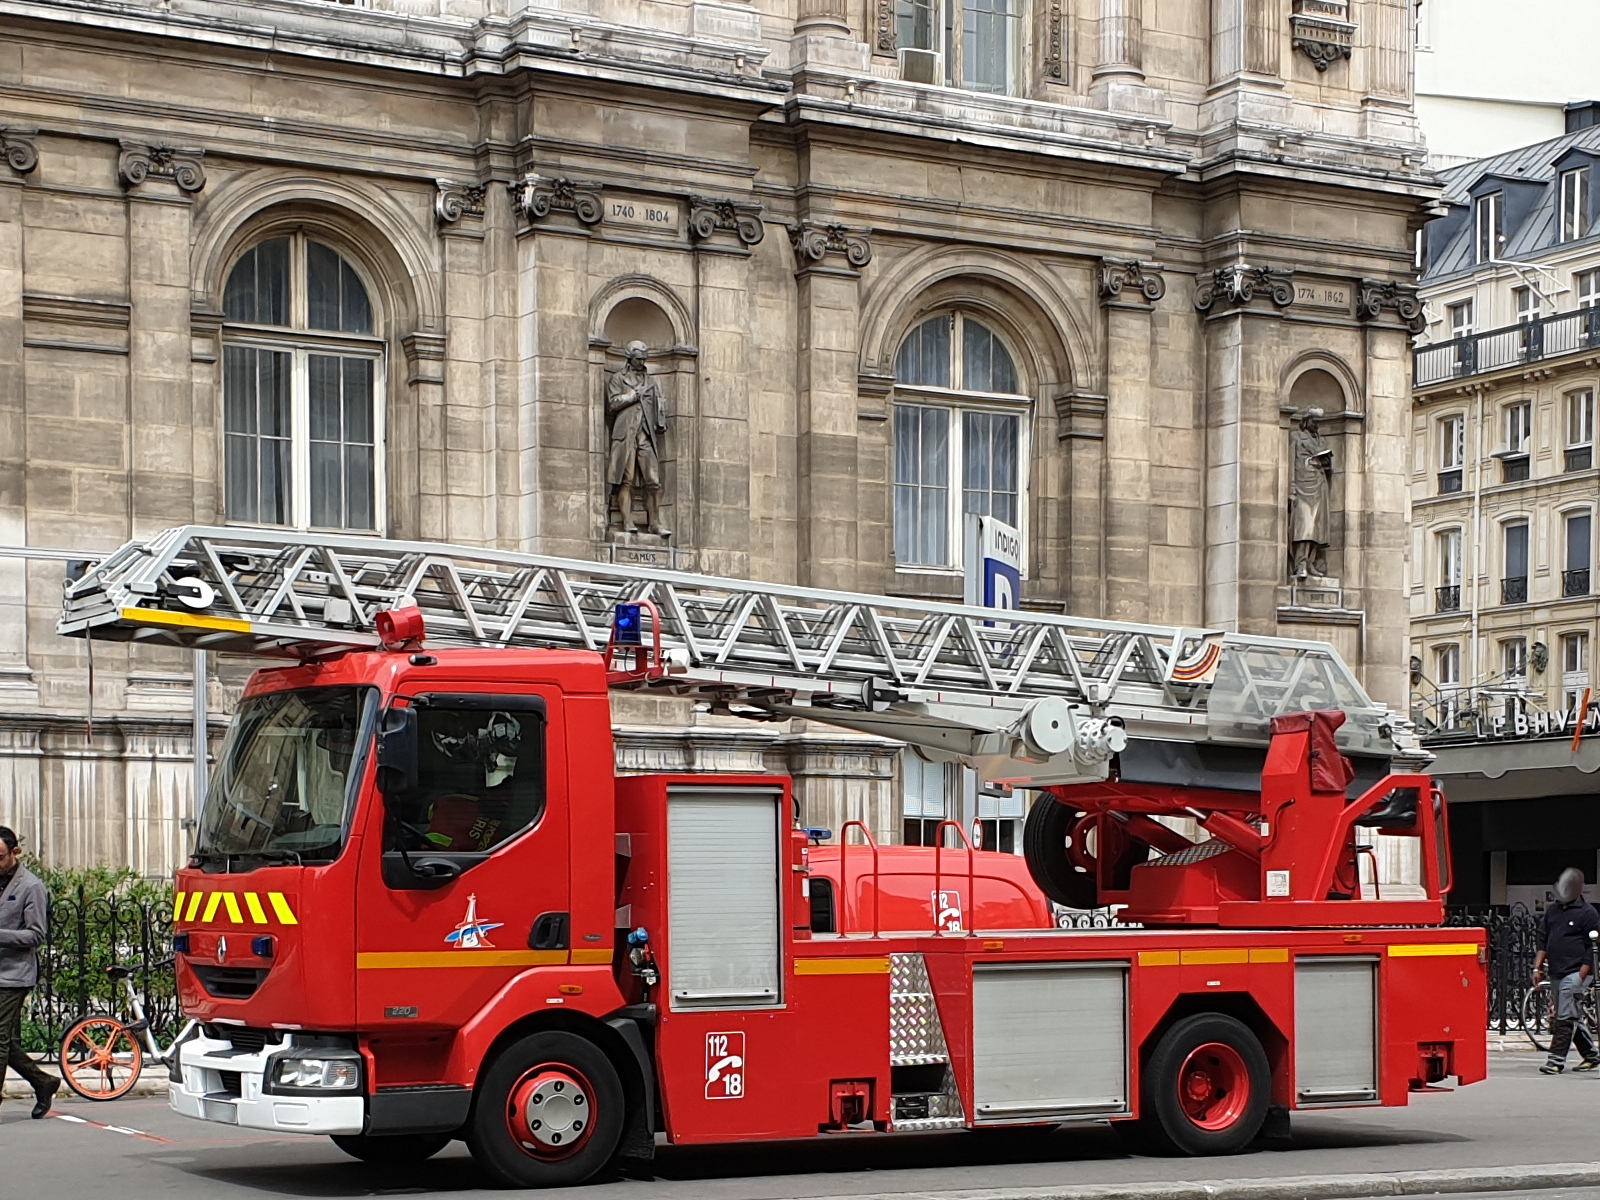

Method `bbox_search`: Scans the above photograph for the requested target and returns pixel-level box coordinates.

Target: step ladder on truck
[58,526,1487,1187]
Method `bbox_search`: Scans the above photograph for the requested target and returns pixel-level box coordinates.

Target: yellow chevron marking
[202,893,224,923]
[267,893,299,925]
[221,892,243,925]
[172,892,185,922]
[244,893,269,925]
[1387,942,1479,958]
[184,892,203,922]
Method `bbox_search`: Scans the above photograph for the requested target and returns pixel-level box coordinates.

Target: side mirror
[376,706,418,797]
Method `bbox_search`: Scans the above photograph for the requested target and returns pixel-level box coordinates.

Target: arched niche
[1280,358,1359,587]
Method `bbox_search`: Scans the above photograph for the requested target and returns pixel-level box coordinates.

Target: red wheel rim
[1176,1042,1250,1132]
[506,1064,596,1161]
[61,1019,142,1100]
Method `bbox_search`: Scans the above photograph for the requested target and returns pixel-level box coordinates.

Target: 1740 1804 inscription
[609,199,680,230]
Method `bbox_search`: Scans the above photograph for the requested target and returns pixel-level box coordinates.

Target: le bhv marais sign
[1476,705,1600,742]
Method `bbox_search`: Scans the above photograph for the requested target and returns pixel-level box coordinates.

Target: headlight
[270,1056,361,1092]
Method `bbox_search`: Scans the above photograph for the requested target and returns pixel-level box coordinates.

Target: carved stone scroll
[1357,278,1426,334]
[1194,264,1295,312]
[1099,258,1166,304]
[118,143,205,193]
[0,129,38,176]
[688,196,765,247]
[435,180,488,226]
[789,220,873,271]
[510,174,603,226]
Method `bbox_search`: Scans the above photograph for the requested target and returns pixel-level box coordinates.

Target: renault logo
[216,936,228,965]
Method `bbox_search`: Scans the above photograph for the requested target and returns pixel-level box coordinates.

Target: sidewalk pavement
[814,1163,1600,1200]
[2,1057,169,1100]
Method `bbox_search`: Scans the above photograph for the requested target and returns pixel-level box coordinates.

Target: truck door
[355,690,571,1038]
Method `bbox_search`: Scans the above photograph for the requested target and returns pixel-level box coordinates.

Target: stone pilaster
[438,179,496,544]
[1361,321,1411,708]
[0,132,35,704]
[782,732,899,847]
[791,221,871,590]
[1093,0,1144,82]
[120,143,204,537]
[1100,260,1165,619]
[1211,0,1282,81]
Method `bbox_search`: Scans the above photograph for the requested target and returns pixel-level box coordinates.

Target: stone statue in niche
[606,341,671,536]
[1288,407,1334,579]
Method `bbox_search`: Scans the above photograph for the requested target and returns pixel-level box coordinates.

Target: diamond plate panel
[889,952,949,1066]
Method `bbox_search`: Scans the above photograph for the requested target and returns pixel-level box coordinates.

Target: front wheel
[1522,981,1555,1052]
[466,1030,625,1188]
[332,1132,453,1164]
[1138,1013,1270,1156]
[59,1015,144,1101]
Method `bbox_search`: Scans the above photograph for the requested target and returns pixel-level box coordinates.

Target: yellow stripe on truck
[1387,942,1480,958]
[268,893,299,925]
[120,607,251,635]
[244,893,269,925]
[176,891,298,927]
[185,893,203,922]
[357,951,568,970]
[172,892,185,921]
[793,957,891,976]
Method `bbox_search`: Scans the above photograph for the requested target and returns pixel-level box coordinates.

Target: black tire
[1023,796,1098,909]
[331,1132,452,1164]
[466,1030,625,1188]
[1138,1013,1270,1156]
[1522,982,1554,1053]
[1023,797,1150,910]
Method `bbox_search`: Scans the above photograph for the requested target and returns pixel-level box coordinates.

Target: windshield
[197,686,378,864]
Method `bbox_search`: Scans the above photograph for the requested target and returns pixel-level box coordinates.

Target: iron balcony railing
[1436,584,1462,612]
[1564,568,1591,597]
[1501,576,1528,604]
[1415,307,1600,387]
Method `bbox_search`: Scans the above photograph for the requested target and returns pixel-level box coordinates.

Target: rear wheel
[1023,797,1150,911]
[1139,1013,1270,1156]
[1522,981,1555,1052]
[466,1030,624,1188]
[59,1016,144,1101]
[331,1132,452,1165]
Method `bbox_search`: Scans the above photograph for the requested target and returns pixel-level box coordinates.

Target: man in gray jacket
[0,826,58,1118]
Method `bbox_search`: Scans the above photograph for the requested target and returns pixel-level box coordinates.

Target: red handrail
[931,820,977,935]
[838,820,880,938]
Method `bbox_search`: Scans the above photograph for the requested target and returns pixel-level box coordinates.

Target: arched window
[892,313,1027,569]
[221,234,383,531]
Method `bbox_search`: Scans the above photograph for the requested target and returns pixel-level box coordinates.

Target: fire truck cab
[163,641,1486,1188]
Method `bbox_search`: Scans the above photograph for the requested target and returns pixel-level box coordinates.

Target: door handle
[411,857,462,881]
[529,911,570,950]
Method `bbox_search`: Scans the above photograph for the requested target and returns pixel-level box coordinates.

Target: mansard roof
[1424,124,1600,282]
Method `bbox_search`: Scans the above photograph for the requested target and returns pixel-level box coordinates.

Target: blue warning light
[614,603,644,646]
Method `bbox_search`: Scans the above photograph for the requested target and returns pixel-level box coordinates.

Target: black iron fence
[22,885,180,1058]
[1446,904,1543,1034]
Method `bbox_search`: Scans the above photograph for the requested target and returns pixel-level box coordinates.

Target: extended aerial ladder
[59,526,1440,925]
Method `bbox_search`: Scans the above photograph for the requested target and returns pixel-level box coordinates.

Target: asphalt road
[3,1052,1594,1200]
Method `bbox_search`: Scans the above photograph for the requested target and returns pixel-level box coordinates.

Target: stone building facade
[0,0,1433,876]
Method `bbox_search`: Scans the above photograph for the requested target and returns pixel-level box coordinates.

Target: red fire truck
[59,528,1486,1188]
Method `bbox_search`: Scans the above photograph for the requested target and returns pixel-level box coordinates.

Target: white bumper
[170,1030,365,1136]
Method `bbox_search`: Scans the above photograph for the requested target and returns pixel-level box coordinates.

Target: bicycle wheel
[1522,982,1556,1053]
[59,1015,144,1101]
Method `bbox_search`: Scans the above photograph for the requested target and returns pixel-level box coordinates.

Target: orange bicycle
[58,962,197,1101]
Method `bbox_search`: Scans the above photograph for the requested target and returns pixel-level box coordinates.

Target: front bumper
[170,1029,364,1136]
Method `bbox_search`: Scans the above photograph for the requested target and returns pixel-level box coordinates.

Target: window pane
[1504,524,1528,577]
[342,261,374,335]
[963,410,1019,528]
[896,0,938,49]
[223,345,291,525]
[895,317,952,388]
[1568,514,1592,571]
[223,239,289,325]
[307,242,341,332]
[961,319,1019,394]
[963,0,1019,94]
[894,405,950,565]
[308,354,377,530]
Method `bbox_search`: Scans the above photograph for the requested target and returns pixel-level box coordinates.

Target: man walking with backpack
[1535,867,1600,1075]
[0,826,59,1117]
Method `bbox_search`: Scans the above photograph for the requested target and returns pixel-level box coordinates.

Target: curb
[815,1163,1600,1200]
[3,1061,169,1101]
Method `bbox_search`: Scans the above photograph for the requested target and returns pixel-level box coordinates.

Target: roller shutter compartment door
[1294,956,1378,1105]
[667,787,782,1010]
[972,963,1129,1121]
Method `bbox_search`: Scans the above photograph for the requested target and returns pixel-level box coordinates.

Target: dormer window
[1475,192,1503,263]
[1561,166,1592,243]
